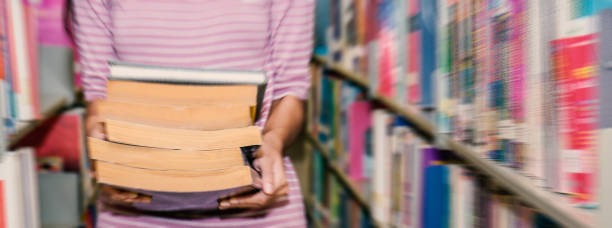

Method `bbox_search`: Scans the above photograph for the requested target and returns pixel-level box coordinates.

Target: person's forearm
[262,95,305,151]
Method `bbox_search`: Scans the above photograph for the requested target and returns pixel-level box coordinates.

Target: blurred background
[1,0,611,227]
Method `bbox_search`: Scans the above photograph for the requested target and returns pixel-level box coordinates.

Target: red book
[16,111,84,172]
[550,34,598,203]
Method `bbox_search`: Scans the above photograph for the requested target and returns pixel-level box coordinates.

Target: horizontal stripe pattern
[73,0,312,227]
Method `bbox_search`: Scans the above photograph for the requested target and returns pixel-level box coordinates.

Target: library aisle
[1,0,611,227]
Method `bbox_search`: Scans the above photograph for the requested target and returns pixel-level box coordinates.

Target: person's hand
[218,132,289,209]
[86,100,106,140]
[87,100,149,204]
[100,185,152,204]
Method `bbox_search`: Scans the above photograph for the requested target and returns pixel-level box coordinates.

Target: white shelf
[310,55,597,228]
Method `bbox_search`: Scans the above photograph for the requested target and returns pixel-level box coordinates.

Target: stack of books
[87,62,266,208]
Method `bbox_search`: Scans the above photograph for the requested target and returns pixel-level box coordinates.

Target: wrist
[262,131,284,156]
[87,99,103,117]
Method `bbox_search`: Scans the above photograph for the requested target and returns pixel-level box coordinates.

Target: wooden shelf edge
[310,54,596,228]
[8,96,68,147]
[311,55,369,88]
[446,139,596,228]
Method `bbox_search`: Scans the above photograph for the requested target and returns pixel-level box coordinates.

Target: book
[371,109,392,224]
[550,34,598,202]
[375,0,398,99]
[109,61,267,85]
[87,62,266,208]
[0,148,39,228]
[104,119,262,151]
[407,0,421,105]
[4,0,39,120]
[0,151,24,228]
[19,148,40,228]
[419,0,437,108]
[422,165,450,228]
[347,101,371,181]
[106,80,259,106]
[0,180,4,228]
[600,9,612,133]
[88,138,245,171]
[98,100,252,131]
[95,161,254,193]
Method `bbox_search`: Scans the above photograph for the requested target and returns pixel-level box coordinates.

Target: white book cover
[449,165,463,228]
[0,152,26,228]
[524,0,546,186]
[371,109,392,224]
[18,148,40,228]
[109,61,266,85]
[462,171,474,228]
[555,0,597,38]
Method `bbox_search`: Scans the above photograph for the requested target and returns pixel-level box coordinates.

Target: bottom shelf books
[0,148,40,228]
[308,107,563,228]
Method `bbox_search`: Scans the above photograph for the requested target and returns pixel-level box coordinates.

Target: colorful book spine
[407,0,421,105]
[376,0,398,99]
[348,101,371,182]
[371,109,392,224]
[419,0,437,108]
[550,34,598,203]
[422,165,450,228]
[0,180,5,228]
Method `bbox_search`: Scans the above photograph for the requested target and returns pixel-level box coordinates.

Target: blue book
[422,165,450,228]
[420,0,437,107]
[314,0,331,53]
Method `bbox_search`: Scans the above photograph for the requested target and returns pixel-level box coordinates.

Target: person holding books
[71,0,313,227]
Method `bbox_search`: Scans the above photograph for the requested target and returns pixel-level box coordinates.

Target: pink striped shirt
[73,0,313,227]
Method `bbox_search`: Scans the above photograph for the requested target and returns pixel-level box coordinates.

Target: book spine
[0,152,25,228]
[0,180,4,228]
[407,0,421,105]
[19,148,40,228]
[419,0,437,108]
[6,0,35,120]
[371,109,392,224]
[395,0,408,106]
[376,0,398,99]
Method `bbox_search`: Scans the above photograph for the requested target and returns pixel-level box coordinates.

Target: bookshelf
[309,55,597,228]
[305,133,373,215]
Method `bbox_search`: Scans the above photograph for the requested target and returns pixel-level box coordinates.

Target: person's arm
[219,0,313,209]
[73,0,150,203]
[73,0,113,138]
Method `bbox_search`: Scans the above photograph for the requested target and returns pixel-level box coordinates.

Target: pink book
[348,101,371,181]
[407,0,421,104]
[551,34,598,203]
[509,0,526,121]
[25,3,40,118]
[377,31,396,98]
[0,181,5,228]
